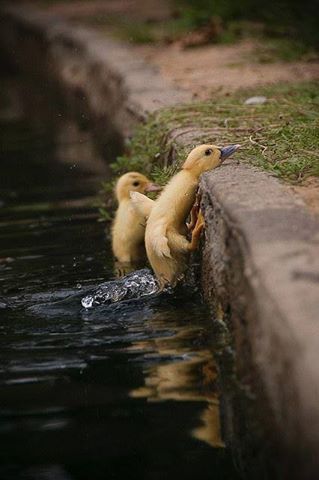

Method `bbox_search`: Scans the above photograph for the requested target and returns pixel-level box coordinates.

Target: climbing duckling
[141,144,240,288]
[111,172,160,274]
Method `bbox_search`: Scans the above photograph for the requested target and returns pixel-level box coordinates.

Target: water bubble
[81,296,94,309]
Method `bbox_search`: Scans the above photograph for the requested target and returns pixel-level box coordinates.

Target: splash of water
[81,269,159,309]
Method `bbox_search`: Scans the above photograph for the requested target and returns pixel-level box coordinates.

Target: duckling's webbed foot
[186,191,201,231]
[187,203,199,232]
[114,261,138,278]
[189,210,205,251]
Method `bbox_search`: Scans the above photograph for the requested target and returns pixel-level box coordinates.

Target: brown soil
[135,41,319,99]
[291,177,319,215]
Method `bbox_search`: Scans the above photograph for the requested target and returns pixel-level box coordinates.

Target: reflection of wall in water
[2,74,110,176]
[55,118,107,174]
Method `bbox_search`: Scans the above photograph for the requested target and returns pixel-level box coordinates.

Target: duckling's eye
[132,181,140,187]
[205,148,212,156]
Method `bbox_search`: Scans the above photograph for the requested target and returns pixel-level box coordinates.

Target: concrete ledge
[1,4,319,478]
[200,164,319,475]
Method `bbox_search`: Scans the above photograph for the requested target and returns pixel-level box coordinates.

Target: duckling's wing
[130,191,154,218]
[150,220,172,259]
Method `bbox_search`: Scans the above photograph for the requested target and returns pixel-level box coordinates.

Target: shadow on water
[0,72,242,480]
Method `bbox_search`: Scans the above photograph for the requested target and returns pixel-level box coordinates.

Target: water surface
[0,73,240,480]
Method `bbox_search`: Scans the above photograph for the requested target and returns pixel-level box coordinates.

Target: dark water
[0,74,241,480]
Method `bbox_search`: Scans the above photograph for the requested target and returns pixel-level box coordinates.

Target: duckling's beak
[144,183,162,193]
[220,144,241,162]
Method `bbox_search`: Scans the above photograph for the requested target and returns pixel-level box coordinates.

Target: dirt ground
[30,0,319,213]
[136,41,319,99]
[291,178,319,216]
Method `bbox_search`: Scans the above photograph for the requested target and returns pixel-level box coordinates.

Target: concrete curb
[1,5,319,477]
[200,163,319,475]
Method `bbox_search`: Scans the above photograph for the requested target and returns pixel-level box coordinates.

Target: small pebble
[244,96,267,105]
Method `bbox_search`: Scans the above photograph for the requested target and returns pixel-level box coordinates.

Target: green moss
[98,82,319,221]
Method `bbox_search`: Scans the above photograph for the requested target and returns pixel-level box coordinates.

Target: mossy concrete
[1,4,319,478]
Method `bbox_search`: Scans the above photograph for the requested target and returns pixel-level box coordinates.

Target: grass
[98,81,319,221]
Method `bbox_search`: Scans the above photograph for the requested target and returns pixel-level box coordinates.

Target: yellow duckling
[111,172,160,273]
[139,144,240,288]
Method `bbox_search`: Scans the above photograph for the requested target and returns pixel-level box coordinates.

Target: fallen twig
[249,135,268,155]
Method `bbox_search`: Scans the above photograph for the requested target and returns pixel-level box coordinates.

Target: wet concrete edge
[1,5,319,478]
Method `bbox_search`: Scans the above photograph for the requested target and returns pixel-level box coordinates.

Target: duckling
[111,172,160,273]
[143,144,240,288]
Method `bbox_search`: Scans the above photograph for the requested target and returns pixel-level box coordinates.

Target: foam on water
[81,269,159,309]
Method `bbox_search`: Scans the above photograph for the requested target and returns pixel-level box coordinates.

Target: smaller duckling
[111,172,160,274]
[143,144,240,288]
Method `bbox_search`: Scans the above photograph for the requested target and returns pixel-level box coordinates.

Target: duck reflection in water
[128,317,225,449]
